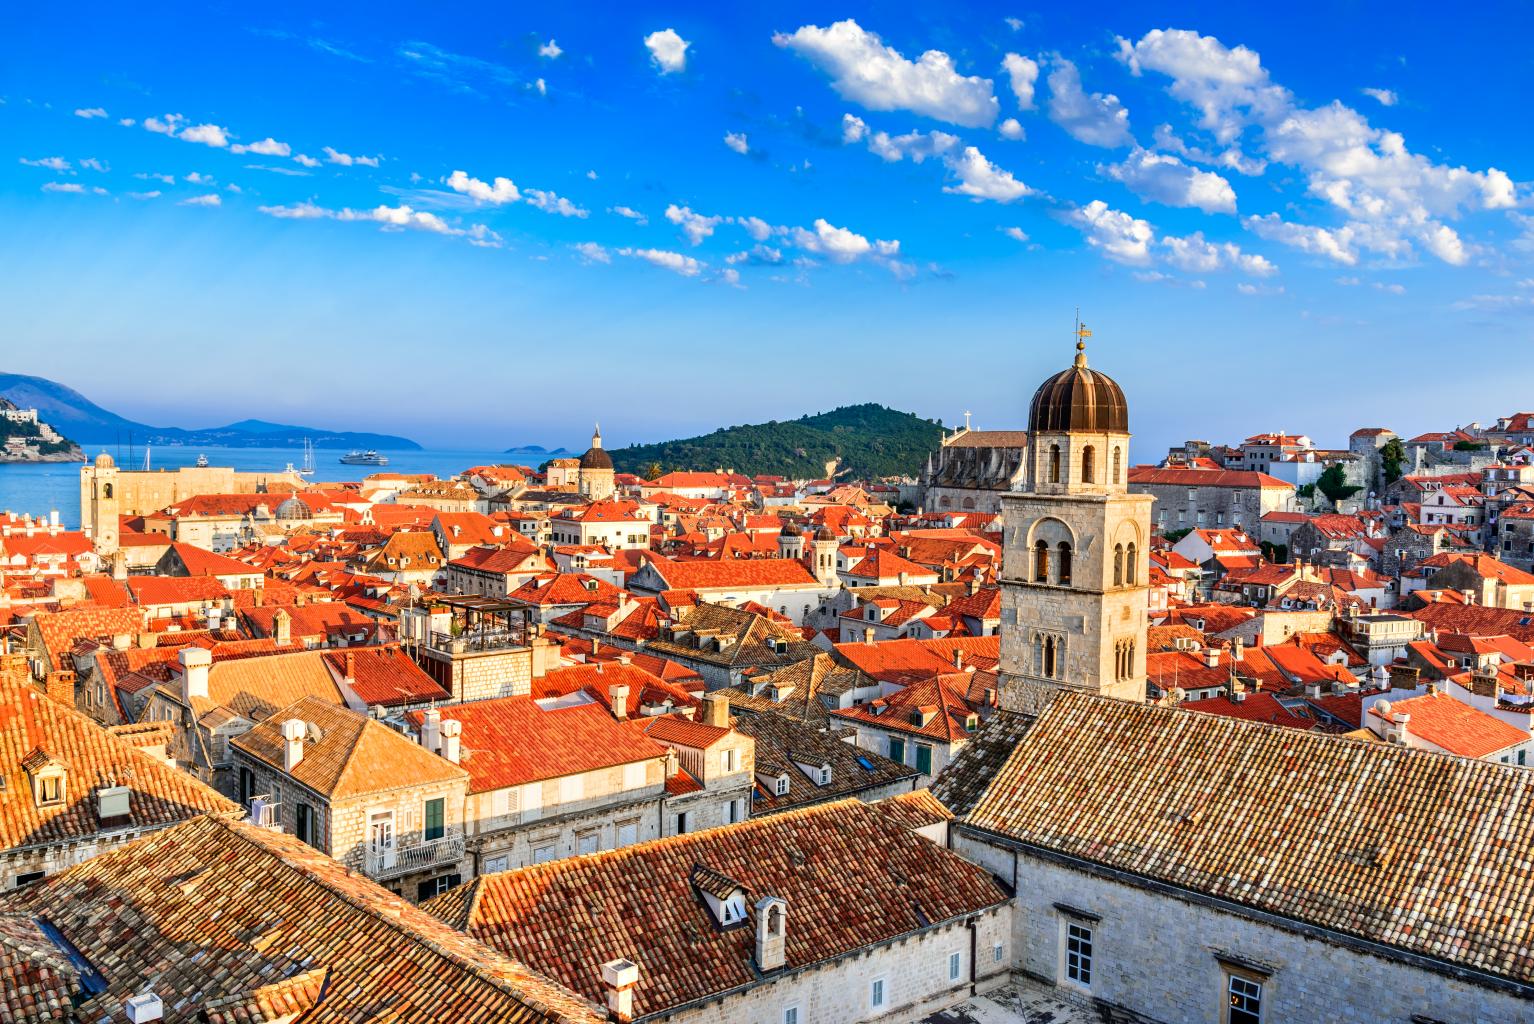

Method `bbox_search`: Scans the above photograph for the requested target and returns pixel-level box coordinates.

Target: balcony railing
[427,627,527,655]
[365,828,465,880]
[247,795,281,829]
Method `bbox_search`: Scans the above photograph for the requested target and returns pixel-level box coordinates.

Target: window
[676,811,690,835]
[416,873,461,901]
[1081,445,1095,483]
[617,820,638,847]
[1113,544,1124,587]
[783,1007,799,1024]
[1034,539,1050,583]
[295,802,315,847]
[13,870,45,887]
[948,950,962,982]
[484,854,509,873]
[1126,543,1138,585]
[576,831,599,855]
[37,775,64,807]
[993,942,1004,963]
[774,775,790,796]
[723,749,739,772]
[915,744,934,776]
[1058,542,1072,585]
[1112,447,1121,484]
[870,977,887,1011]
[531,843,556,864]
[1227,974,1262,1024]
[888,737,905,765]
[1064,921,1093,987]
[727,799,743,824]
[1048,444,1061,484]
[423,798,445,842]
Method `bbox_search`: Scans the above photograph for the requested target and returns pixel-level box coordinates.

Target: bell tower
[998,324,1151,712]
[81,452,120,558]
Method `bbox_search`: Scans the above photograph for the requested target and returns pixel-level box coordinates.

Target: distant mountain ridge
[504,444,573,456]
[0,373,421,450]
[611,404,944,479]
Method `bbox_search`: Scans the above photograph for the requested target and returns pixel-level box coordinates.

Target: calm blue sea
[0,446,525,528]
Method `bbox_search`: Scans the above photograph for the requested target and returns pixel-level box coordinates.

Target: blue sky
[2,2,1532,458]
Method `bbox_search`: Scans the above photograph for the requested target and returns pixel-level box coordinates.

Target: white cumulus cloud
[665,204,725,245]
[180,193,222,207]
[943,146,1031,202]
[1046,59,1132,148]
[1001,53,1039,109]
[525,188,588,217]
[645,28,690,73]
[20,156,71,172]
[1361,87,1397,107]
[323,146,380,167]
[610,205,648,225]
[999,118,1025,140]
[447,169,520,204]
[1062,200,1155,264]
[1103,148,1236,214]
[539,39,562,59]
[74,107,107,119]
[231,137,290,156]
[572,242,610,264]
[619,246,704,276]
[724,131,749,155]
[841,113,868,143]
[773,19,998,128]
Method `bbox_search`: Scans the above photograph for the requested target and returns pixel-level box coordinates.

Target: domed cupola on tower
[1024,328,1131,497]
[577,424,616,500]
[996,319,1152,712]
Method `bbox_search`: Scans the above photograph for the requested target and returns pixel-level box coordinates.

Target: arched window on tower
[1048,444,1061,484]
[1126,543,1138,585]
[1034,540,1050,583]
[1058,542,1072,585]
[1113,544,1124,587]
[1112,447,1122,485]
[1081,446,1095,484]
[103,483,113,499]
[1036,632,1059,679]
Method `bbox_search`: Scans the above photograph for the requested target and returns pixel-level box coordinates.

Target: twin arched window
[1036,632,1061,679]
[1035,538,1073,585]
[1114,638,1136,681]
[1113,542,1139,587]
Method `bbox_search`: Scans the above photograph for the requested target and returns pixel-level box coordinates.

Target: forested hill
[610,404,944,480]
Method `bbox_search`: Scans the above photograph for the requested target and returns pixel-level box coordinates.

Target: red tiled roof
[645,558,819,590]
[1130,467,1293,489]
[404,697,665,793]
[1374,692,1527,758]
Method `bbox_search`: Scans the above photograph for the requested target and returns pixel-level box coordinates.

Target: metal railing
[427,627,527,654]
[365,828,465,879]
[247,795,281,828]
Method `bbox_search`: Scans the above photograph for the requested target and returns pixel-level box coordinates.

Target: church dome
[813,524,837,542]
[1028,341,1128,433]
[580,424,613,471]
[779,522,801,537]
[579,446,613,471]
[94,452,115,468]
[275,494,312,520]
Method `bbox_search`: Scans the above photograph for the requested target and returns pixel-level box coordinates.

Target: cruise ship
[339,449,389,466]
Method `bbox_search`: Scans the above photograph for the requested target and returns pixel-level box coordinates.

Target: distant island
[0,397,83,463]
[611,404,945,479]
[504,444,573,457]
[0,373,422,450]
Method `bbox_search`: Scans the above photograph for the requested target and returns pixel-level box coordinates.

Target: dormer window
[774,776,790,796]
[817,767,831,786]
[22,749,67,809]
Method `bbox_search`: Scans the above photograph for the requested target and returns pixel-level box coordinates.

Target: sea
[0,445,527,529]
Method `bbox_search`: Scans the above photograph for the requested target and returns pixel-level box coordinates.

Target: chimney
[421,707,442,753]
[124,992,164,1024]
[344,650,356,682]
[1203,645,1220,668]
[701,692,729,729]
[863,627,875,645]
[440,718,462,764]
[97,783,131,823]
[179,646,211,702]
[1232,637,1244,662]
[755,896,788,971]
[274,608,292,646]
[601,959,640,1022]
[281,718,306,771]
[111,549,127,581]
[952,648,965,671]
[609,683,630,720]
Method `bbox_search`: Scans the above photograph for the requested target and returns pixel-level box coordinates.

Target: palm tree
[643,462,665,480]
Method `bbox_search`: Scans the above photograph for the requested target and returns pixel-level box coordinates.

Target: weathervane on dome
[1073,308,1091,367]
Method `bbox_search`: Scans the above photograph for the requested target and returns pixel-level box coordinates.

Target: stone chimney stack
[111,549,127,581]
[421,707,442,753]
[274,608,292,646]
[179,646,211,702]
[701,692,729,729]
[281,718,306,771]
[755,896,788,971]
[1203,645,1220,668]
[440,718,462,764]
[344,650,356,682]
[609,683,630,720]
[601,959,640,1021]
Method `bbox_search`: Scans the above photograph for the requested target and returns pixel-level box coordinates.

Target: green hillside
[610,404,944,480]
